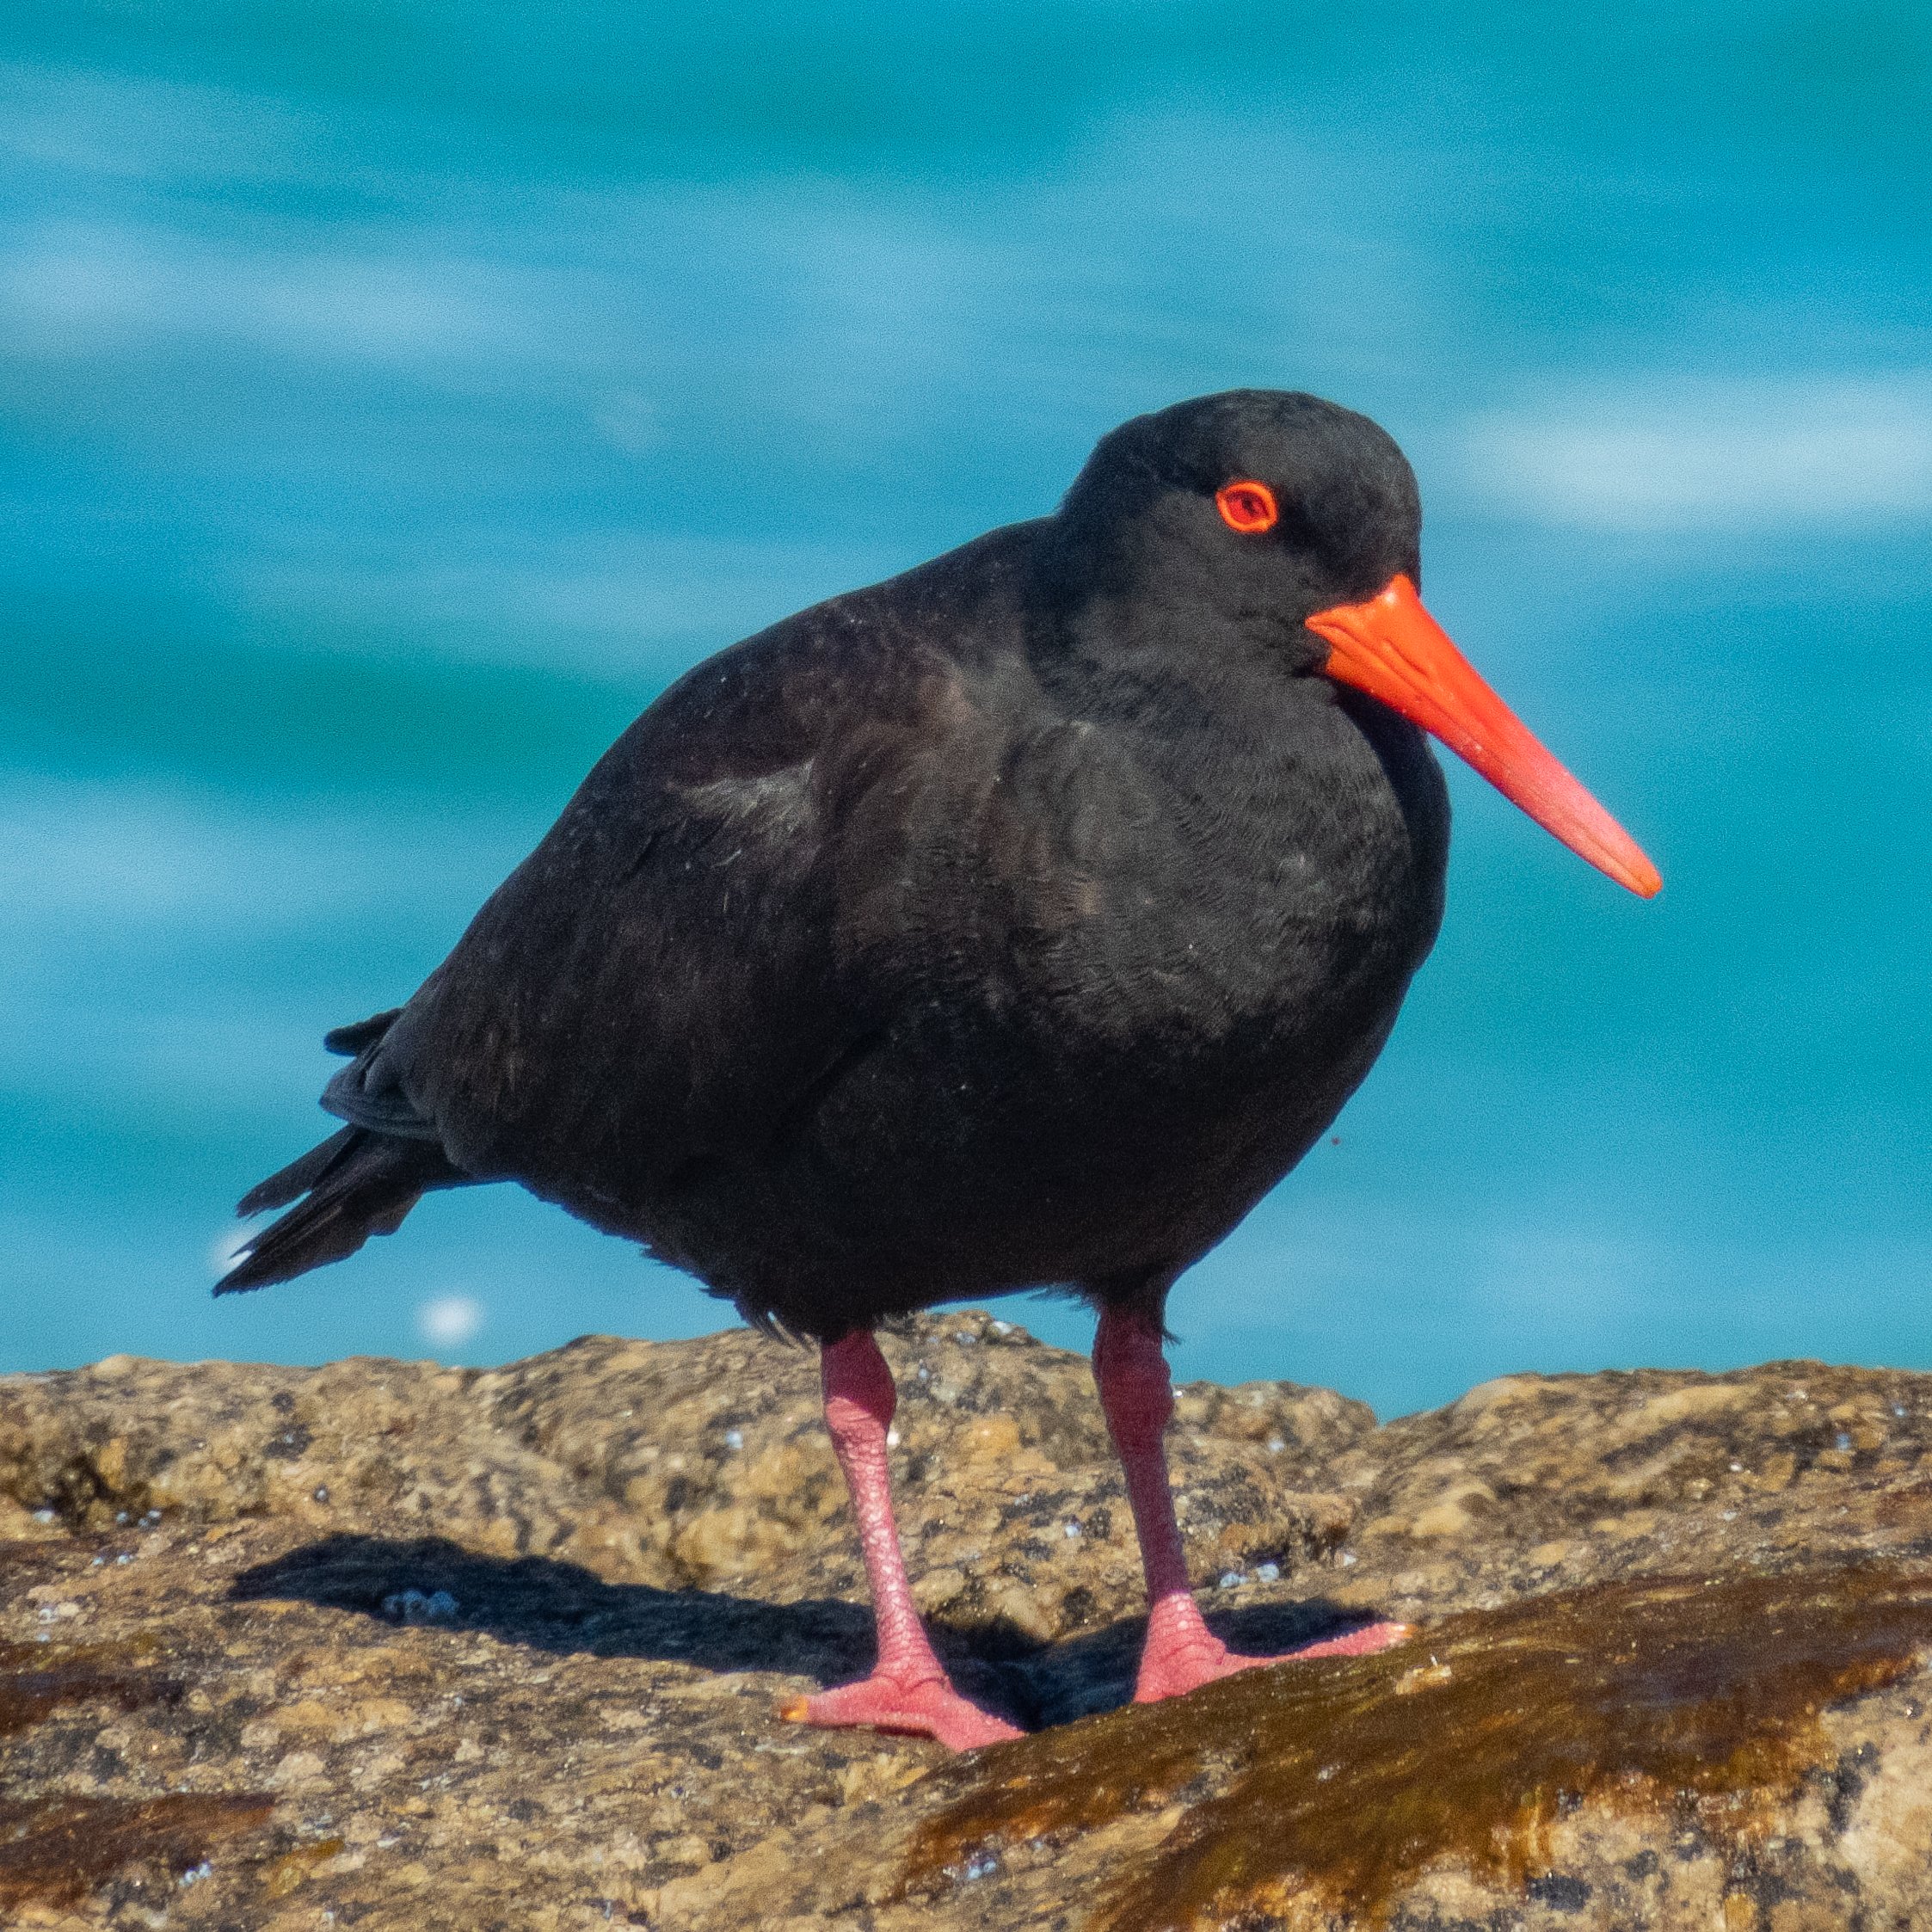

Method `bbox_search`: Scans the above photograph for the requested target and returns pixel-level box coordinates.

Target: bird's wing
[368,586,1011,1205]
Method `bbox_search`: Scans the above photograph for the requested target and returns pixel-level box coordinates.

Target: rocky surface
[3,1314,1931,1929]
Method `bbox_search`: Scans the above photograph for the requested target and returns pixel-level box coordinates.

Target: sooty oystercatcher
[220,391,1659,1750]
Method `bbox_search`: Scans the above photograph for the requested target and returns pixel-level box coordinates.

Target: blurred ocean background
[3,3,1929,1416]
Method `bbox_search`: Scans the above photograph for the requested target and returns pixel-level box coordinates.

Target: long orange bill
[1306,574,1661,898]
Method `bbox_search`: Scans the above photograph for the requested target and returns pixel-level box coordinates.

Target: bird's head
[1055,390,1661,899]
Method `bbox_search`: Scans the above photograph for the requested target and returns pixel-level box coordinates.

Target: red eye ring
[1215,479,1278,534]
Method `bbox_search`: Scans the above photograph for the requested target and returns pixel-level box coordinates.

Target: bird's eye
[1215,479,1278,534]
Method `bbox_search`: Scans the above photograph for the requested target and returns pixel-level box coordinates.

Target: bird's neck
[1023,551,1449,918]
[1037,584,1328,768]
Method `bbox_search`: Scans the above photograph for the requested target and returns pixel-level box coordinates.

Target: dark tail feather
[219,1129,465,1295]
[237,1125,361,1216]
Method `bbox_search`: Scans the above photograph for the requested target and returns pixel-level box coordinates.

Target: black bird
[221,391,1658,1749]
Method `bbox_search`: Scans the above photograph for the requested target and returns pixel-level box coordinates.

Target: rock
[2,1318,1930,1928]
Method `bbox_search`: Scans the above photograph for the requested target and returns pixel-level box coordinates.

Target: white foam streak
[0,220,528,363]
[1467,377,1932,530]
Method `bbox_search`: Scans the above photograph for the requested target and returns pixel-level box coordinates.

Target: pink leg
[1092,1304,1411,1704]
[778,1332,1021,1750]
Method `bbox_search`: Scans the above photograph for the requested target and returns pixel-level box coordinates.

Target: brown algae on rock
[0,1632,268,1910]
[904,1564,1932,1929]
[0,1794,274,1912]
[0,1634,177,1738]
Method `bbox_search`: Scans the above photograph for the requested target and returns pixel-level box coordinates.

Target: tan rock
[5,1320,1932,1928]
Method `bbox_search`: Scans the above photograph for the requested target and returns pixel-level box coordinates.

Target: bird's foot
[1134,1616,1412,1704]
[778,1670,1023,1751]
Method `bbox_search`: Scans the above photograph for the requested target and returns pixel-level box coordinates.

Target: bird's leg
[1092,1304,1411,1704]
[778,1331,1021,1750]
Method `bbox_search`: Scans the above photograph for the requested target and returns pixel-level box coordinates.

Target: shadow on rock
[231,1534,877,1678]
[231,1534,1389,1733]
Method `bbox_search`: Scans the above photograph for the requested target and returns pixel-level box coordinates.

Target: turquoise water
[3,5,1929,1416]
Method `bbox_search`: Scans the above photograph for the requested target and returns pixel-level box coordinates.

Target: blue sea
[3,3,1929,1417]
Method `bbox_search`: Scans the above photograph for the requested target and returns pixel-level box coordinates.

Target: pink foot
[1135,1616,1413,1703]
[779,1671,1023,1751]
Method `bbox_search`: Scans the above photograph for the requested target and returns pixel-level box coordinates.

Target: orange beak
[1306,575,1660,898]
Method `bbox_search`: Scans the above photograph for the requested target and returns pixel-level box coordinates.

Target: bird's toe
[778,1672,1023,1751]
[1285,1617,1412,1661]
[1134,1617,1414,1703]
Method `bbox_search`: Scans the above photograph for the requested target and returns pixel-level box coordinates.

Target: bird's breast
[981,688,1448,1069]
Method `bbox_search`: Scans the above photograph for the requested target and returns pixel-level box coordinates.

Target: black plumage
[220,391,1450,1334]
